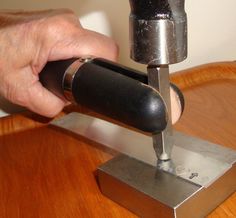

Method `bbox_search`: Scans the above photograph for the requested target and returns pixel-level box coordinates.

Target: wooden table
[0,62,235,217]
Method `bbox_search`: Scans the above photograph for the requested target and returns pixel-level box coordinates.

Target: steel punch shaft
[39,57,169,133]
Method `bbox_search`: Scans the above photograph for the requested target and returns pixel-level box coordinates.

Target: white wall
[1,0,236,116]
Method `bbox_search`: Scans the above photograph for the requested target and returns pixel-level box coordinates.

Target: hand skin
[0,9,118,117]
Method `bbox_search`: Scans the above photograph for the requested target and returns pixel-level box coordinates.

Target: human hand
[0,9,118,117]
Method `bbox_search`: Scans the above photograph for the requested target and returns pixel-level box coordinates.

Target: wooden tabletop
[0,62,235,218]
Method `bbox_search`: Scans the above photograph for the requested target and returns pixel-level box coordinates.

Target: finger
[75,29,119,61]
[26,81,66,117]
[47,29,119,62]
[170,86,183,124]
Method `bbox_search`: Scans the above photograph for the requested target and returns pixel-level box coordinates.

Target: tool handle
[39,58,167,133]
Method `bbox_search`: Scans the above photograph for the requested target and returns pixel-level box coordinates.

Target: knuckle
[40,11,80,40]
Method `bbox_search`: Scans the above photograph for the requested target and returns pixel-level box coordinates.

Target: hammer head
[129,0,187,65]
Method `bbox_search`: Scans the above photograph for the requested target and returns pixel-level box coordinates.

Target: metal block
[51,112,236,218]
[98,154,236,218]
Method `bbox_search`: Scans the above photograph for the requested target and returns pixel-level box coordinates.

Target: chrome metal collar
[63,56,94,101]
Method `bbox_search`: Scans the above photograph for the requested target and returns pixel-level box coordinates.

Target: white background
[0,0,236,116]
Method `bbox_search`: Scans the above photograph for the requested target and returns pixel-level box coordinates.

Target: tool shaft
[147,65,173,160]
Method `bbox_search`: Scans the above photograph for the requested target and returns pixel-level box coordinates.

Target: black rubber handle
[39,58,77,100]
[93,58,185,114]
[39,58,168,133]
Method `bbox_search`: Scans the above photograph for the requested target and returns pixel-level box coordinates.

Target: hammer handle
[39,58,168,133]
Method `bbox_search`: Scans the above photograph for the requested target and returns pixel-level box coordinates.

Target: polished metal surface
[63,59,82,101]
[51,112,236,188]
[99,154,202,207]
[148,65,173,161]
[129,0,187,65]
[98,154,236,218]
[63,57,94,101]
[98,154,202,218]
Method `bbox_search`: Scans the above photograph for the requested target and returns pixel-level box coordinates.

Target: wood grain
[0,61,235,218]
[171,61,236,90]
